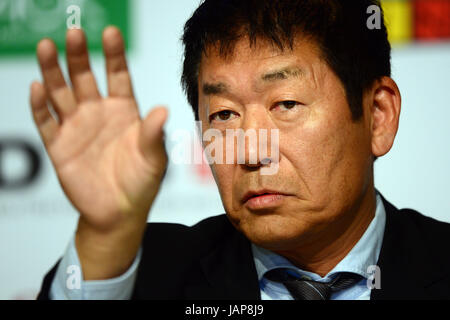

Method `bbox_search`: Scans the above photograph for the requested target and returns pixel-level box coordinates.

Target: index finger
[103,26,135,98]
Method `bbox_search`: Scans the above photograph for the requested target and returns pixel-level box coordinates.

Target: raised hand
[30,27,168,279]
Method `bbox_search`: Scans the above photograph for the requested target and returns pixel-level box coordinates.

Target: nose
[230,107,279,171]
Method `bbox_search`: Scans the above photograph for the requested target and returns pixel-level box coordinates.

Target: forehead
[198,37,324,85]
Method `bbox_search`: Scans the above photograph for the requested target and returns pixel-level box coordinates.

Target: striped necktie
[265,269,363,300]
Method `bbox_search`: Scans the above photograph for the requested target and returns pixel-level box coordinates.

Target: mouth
[242,190,281,203]
[242,189,291,210]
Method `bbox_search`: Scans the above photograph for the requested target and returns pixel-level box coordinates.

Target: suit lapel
[371,195,446,299]
[184,226,261,299]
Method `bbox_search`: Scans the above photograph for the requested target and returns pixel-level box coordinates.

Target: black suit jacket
[37,195,450,300]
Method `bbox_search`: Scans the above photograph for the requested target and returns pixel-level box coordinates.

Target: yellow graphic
[381,0,413,44]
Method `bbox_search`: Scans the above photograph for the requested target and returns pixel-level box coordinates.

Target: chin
[236,213,312,251]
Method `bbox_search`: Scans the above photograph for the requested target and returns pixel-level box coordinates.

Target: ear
[368,77,402,158]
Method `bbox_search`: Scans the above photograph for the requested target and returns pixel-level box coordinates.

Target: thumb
[139,106,168,162]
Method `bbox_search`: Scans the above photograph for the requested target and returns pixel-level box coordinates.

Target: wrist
[75,218,146,280]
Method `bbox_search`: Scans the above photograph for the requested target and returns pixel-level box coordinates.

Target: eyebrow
[260,66,304,82]
[202,82,228,95]
[201,66,305,96]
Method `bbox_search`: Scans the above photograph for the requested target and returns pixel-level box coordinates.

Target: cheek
[211,164,235,208]
[280,105,369,206]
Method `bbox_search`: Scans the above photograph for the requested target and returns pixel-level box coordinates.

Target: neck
[275,186,377,277]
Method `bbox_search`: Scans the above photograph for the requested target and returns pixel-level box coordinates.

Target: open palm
[30,27,168,232]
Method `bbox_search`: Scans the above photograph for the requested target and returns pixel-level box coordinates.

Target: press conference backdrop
[0,0,449,300]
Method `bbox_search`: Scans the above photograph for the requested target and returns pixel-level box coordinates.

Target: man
[34,0,450,300]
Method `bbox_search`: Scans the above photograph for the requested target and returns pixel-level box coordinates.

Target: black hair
[181,0,391,121]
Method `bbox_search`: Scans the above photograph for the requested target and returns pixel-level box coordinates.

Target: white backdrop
[0,0,449,299]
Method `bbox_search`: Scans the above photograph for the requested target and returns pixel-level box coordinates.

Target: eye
[272,100,302,111]
[209,110,239,123]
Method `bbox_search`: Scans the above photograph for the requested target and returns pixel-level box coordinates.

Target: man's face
[197,37,374,251]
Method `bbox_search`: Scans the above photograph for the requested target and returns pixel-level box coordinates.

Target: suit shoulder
[142,214,233,252]
[397,207,450,237]
[394,207,450,264]
[144,213,231,235]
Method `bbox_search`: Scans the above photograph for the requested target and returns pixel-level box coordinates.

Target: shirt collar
[251,192,386,282]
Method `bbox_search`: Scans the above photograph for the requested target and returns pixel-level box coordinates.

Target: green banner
[0,0,130,55]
